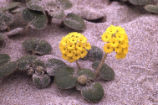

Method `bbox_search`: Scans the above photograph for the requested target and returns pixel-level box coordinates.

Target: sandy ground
[0,0,158,105]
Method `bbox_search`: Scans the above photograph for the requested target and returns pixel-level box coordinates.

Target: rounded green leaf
[144,5,158,14]
[81,82,104,103]
[0,54,10,66]
[22,8,48,30]
[46,58,67,76]
[30,13,48,30]
[82,46,103,61]
[0,12,14,26]
[129,0,151,5]
[0,61,17,79]
[17,55,45,76]
[55,66,77,89]
[47,58,66,67]
[32,74,51,89]
[17,55,37,71]
[26,0,44,12]
[2,13,14,25]
[63,13,86,31]
[92,61,115,81]
[22,8,36,22]
[22,39,52,56]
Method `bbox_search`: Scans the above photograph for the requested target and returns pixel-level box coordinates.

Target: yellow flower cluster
[59,32,91,62]
[101,25,129,59]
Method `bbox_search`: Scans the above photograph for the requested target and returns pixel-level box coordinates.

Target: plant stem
[95,53,107,77]
[76,60,81,70]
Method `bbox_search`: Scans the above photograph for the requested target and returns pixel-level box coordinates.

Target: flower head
[59,32,91,62]
[101,25,129,59]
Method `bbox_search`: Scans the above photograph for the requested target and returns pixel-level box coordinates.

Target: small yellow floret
[80,49,88,58]
[79,35,87,43]
[106,25,117,34]
[110,38,119,48]
[103,43,113,53]
[70,37,78,43]
[67,42,75,50]
[67,50,74,57]
[84,42,91,50]
[76,42,84,50]
[116,33,125,41]
[101,32,112,42]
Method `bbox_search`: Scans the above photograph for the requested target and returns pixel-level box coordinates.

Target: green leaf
[17,55,37,71]
[22,39,52,55]
[55,66,77,89]
[63,13,86,31]
[144,5,158,14]
[129,0,151,5]
[46,58,67,76]
[81,82,104,103]
[0,54,10,66]
[22,8,36,22]
[30,13,48,30]
[22,8,48,30]
[32,74,51,89]
[0,62,17,79]
[26,0,44,12]
[82,46,103,61]
[92,61,115,81]
[0,12,14,25]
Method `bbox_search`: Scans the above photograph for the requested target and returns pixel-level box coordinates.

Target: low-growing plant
[0,0,86,38]
[21,0,86,31]
[114,0,158,14]
[17,55,52,89]
[0,23,129,103]
[22,39,52,56]
[0,0,131,103]
[53,25,129,103]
